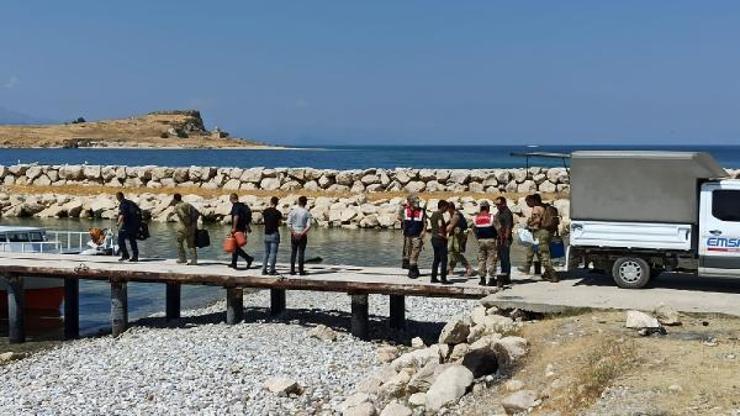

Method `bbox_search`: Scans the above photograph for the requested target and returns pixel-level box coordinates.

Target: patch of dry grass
[457,310,740,415]
[549,337,638,412]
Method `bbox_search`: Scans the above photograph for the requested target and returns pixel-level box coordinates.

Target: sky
[1,1,739,146]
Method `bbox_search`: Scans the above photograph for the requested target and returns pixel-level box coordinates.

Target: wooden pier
[0,253,495,343]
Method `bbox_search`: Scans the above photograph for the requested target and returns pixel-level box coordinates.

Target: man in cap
[400,193,425,279]
[473,201,500,286]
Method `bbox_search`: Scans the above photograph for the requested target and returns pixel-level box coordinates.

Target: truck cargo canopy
[570,151,727,223]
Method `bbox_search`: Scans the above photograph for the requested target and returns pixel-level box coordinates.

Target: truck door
[699,181,740,277]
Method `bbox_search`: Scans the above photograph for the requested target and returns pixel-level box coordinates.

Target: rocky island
[0,110,270,149]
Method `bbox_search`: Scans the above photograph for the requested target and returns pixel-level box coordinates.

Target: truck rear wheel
[611,257,651,289]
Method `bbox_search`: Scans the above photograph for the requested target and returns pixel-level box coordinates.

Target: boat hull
[0,278,65,315]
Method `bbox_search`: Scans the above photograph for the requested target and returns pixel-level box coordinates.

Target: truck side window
[712,190,740,222]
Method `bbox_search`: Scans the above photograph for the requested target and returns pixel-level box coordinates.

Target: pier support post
[6,276,25,344]
[111,280,128,337]
[165,283,181,321]
[350,294,369,340]
[64,278,79,340]
[226,288,243,324]
[389,294,406,330]
[270,289,286,316]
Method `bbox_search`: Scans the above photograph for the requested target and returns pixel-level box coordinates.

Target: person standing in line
[519,194,558,282]
[401,195,426,279]
[287,196,312,275]
[429,200,450,284]
[262,196,282,275]
[494,196,514,285]
[473,201,499,287]
[172,193,198,265]
[116,192,140,262]
[228,193,254,270]
[398,193,417,270]
[446,202,473,277]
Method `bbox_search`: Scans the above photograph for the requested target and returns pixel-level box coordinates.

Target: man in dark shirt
[262,196,282,275]
[429,200,450,284]
[229,193,254,269]
[116,192,140,262]
[494,196,514,284]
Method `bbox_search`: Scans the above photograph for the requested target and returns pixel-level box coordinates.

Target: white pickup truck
[566,151,740,288]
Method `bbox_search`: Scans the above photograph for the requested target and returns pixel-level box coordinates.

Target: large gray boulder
[625,310,661,329]
[379,401,411,416]
[263,377,302,396]
[60,165,84,180]
[82,165,101,181]
[424,365,474,412]
[438,315,472,345]
[25,166,42,181]
[390,345,440,372]
[378,369,412,398]
[339,393,375,416]
[654,304,681,326]
[492,336,529,369]
[260,177,281,191]
[501,389,539,414]
[449,170,470,185]
[407,362,453,393]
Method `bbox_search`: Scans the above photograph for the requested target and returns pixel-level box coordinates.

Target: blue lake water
[2,145,740,168]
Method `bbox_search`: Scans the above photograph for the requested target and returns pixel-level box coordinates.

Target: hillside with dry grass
[0,110,270,149]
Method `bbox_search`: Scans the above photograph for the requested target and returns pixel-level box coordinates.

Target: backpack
[236,203,252,225]
[540,204,560,233]
[455,211,468,231]
[127,201,150,240]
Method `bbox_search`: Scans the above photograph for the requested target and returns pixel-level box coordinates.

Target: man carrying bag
[172,193,200,265]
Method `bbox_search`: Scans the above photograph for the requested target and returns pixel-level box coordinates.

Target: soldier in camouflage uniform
[172,193,199,265]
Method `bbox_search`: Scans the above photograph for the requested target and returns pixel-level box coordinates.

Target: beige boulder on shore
[424,365,474,412]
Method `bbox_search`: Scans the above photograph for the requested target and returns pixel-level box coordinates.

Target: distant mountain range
[0,106,53,125]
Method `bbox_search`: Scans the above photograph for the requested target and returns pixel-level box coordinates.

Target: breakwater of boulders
[0,191,572,234]
[0,164,573,194]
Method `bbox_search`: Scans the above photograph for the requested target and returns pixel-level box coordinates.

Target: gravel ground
[0,289,477,415]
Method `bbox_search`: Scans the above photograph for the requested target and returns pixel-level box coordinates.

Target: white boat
[0,226,118,313]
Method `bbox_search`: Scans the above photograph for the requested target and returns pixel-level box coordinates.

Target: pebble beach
[0,289,476,415]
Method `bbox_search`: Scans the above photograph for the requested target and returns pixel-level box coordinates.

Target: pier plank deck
[0,253,496,343]
[0,253,494,297]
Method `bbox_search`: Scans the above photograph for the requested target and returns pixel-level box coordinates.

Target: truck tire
[611,257,651,289]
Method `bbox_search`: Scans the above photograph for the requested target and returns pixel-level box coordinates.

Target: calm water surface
[2,145,740,169]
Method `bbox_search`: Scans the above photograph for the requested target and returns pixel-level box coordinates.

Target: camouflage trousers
[525,229,555,276]
[176,227,197,263]
[477,238,498,278]
[448,232,470,270]
[403,236,423,266]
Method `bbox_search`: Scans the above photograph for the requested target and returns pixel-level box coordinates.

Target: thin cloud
[3,76,19,89]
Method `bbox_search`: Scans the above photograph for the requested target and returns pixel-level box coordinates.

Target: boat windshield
[4,231,46,242]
